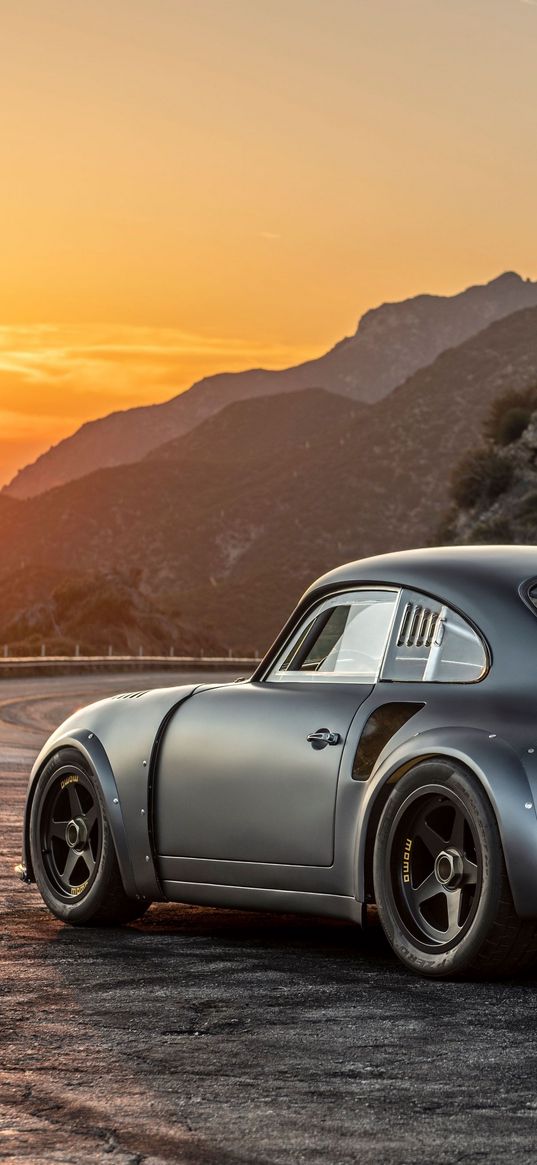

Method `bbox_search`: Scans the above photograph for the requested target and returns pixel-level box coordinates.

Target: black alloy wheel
[38,767,102,900]
[373,760,537,978]
[29,747,150,926]
[389,784,481,951]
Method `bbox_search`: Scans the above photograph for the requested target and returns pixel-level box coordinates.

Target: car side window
[381,589,487,683]
[271,590,398,683]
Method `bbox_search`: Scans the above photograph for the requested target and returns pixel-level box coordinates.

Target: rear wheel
[29,748,150,926]
[373,760,537,978]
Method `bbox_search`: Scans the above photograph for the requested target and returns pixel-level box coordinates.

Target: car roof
[305,545,537,603]
[256,545,537,686]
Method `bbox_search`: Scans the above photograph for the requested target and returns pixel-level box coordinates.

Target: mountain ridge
[5,271,537,500]
[1,305,537,652]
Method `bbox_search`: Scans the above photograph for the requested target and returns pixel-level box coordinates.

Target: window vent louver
[396,603,438,649]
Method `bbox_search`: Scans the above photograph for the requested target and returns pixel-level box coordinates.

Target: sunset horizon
[2,0,537,484]
[2,265,536,488]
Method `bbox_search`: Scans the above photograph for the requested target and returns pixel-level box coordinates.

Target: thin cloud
[0,321,319,486]
[0,323,310,419]
[259,231,281,240]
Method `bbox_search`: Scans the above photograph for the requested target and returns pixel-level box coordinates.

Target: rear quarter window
[381,590,488,683]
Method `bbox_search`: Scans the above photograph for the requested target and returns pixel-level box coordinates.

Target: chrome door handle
[307,728,341,749]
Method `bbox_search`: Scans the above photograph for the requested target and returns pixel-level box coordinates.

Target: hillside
[5,271,537,500]
[0,567,223,657]
[1,306,537,654]
[441,385,537,547]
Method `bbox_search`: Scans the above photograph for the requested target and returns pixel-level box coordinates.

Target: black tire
[29,747,150,926]
[373,759,537,978]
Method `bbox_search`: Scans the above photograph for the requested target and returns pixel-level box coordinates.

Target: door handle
[307,728,341,749]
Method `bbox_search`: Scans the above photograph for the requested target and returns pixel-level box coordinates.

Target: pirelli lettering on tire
[403,837,412,883]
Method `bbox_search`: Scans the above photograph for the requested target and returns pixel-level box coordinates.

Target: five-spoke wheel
[30,748,150,926]
[374,760,537,977]
[390,784,481,951]
[38,769,102,899]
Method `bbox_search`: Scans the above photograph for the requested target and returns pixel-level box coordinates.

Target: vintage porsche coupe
[18,546,537,977]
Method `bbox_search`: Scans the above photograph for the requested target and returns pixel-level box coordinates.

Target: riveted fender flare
[22,728,141,899]
[22,683,202,901]
[354,726,537,919]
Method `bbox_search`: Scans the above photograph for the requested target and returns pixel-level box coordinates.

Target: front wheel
[29,748,150,926]
[373,760,537,978]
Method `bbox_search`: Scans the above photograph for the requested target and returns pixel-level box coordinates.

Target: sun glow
[0,0,536,485]
[0,323,317,485]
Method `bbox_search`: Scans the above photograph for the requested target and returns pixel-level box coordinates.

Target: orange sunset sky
[1,0,537,486]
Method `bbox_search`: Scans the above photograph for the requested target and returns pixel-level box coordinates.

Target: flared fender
[355,726,537,918]
[22,684,201,900]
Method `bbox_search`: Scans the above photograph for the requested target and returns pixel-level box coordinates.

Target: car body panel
[355,696,537,918]
[19,546,537,923]
[22,685,201,899]
[155,680,374,869]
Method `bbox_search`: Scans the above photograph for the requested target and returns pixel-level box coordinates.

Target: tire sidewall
[373,760,504,977]
[29,748,117,924]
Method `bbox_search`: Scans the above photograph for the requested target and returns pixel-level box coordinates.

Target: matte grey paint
[155,681,374,866]
[23,685,200,899]
[20,546,537,923]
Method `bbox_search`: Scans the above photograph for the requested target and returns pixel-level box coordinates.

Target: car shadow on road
[9,899,537,1164]
[56,902,398,973]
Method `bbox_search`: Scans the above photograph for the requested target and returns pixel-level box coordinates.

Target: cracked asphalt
[2,672,537,1165]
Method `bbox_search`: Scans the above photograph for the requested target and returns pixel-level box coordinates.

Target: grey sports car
[18,546,537,978]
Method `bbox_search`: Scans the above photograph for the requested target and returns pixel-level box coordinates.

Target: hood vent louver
[113,691,148,700]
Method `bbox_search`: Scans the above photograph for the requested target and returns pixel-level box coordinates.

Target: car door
[155,588,398,875]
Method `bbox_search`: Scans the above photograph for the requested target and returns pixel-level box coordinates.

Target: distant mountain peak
[490,270,526,285]
[355,271,536,336]
[5,271,537,500]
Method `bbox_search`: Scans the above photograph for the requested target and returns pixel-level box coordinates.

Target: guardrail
[0,655,258,678]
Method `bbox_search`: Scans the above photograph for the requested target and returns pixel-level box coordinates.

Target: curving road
[2,673,537,1165]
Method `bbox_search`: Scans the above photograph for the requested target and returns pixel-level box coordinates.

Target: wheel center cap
[66,817,87,850]
[435,847,464,888]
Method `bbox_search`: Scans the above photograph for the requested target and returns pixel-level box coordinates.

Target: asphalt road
[2,673,537,1165]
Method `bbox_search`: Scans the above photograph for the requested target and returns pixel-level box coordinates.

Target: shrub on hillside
[468,517,514,544]
[514,492,537,537]
[495,407,533,446]
[451,448,514,510]
[434,510,457,545]
[484,386,537,446]
[516,491,537,519]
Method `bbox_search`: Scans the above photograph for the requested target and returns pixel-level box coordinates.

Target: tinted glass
[275,590,398,682]
[382,590,487,683]
[433,611,487,681]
